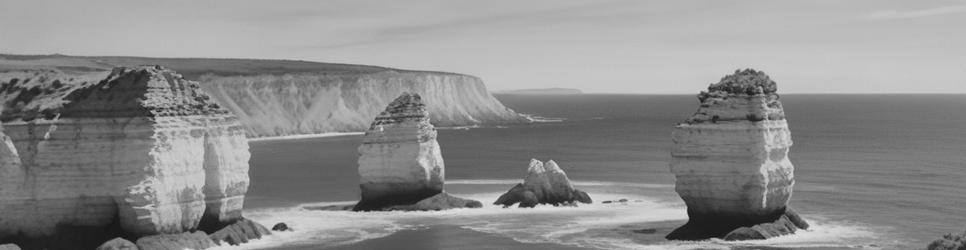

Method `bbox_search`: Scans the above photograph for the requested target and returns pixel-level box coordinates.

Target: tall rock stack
[666,69,808,240]
[354,92,445,211]
[0,66,252,249]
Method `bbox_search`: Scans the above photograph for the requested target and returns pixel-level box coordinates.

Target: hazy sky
[2,0,965,93]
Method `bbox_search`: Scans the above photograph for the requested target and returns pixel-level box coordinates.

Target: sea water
[232,94,966,250]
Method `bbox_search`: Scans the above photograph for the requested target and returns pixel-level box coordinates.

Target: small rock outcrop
[135,232,215,250]
[928,230,966,250]
[95,238,138,250]
[271,223,290,232]
[494,159,592,208]
[666,69,807,240]
[0,67,251,249]
[386,192,484,211]
[208,219,271,246]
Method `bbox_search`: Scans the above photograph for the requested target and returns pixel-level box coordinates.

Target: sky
[1,0,965,94]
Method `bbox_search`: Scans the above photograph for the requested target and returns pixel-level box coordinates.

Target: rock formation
[353,92,480,211]
[208,219,272,246]
[95,238,138,250]
[0,54,530,138]
[927,230,966,250]
[494,159,592,208]
[0,66,252,249]
[666,69,807,240]
[135,232,215,250]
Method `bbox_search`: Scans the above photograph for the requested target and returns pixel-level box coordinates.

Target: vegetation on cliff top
[698,68,778,102]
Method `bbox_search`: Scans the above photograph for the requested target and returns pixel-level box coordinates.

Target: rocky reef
[0,54,530,138]
[666,69,808,240]
[0,66,256,249]
[353,92,480,211]
[494,159,592,208]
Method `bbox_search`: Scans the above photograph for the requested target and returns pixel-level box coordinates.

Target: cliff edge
[0,54,529,138]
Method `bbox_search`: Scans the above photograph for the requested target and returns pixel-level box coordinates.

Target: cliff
[0,66,250,249]
[0,54,529,138]
[666,69,805,240]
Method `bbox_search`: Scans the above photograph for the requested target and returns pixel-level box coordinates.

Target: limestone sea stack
[0,66,254,249]
[666,69,808,240]
[353,92,480,211]
[494,159,592,208]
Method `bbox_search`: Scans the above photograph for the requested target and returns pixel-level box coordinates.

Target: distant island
[496,88,582,95]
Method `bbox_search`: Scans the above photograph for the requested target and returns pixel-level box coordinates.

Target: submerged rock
[385,192,483,211]
[208,219,271,246]
[95,238,138,250]
[353,93,478,211]
[666,69,807,240]
[494,159,592,208]
[271,223,290,232]
[723,208,809,241]
[135,232,214,250]
[0,67,251,249]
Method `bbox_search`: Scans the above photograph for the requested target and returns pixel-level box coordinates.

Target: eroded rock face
[208,219,271,246]
[0,66,250,248]
[354,92,444,211]
[666,69,806,240]
[494,159,592,208]
[384,192,484,211]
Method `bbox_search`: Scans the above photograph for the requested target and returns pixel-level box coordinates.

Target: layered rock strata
[0,54,531,138]
[0,66,250,249]
[353,92,479,211]
[666,69,807,240]
[494,159,592,208]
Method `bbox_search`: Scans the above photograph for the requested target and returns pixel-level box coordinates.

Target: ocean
[231,94,966,250]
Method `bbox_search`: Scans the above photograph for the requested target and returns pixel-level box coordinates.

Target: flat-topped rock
[0,66,251,249]
[666,69,806,240]
[494,159,592,208]
[354,92,446,211]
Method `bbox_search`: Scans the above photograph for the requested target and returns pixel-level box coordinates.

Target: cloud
[865,5,966,20]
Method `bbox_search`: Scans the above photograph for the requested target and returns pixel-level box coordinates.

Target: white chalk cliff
[354,92,445,211]
[666,69,802,240]
[0,54,530,138]
[0,66,250,248]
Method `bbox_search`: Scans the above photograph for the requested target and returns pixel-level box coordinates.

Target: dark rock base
[209,219,271,246]
[493,183,592,208]
[384,192,483,211]
[135,232,214,250]
[353,183,442,211]
[666,207,809,241]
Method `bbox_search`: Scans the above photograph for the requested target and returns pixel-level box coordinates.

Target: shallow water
[239,94,966,250]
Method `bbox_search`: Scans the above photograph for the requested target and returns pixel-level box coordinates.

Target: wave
[447,179,674,189]
[248,132,364,142]
[521,113,566,123]
[229,186,881,250]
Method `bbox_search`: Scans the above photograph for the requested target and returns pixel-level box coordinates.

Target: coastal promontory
[0,54,530,138]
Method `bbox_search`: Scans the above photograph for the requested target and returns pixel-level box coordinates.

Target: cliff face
[354,93,444,211]
[0,54,530,138]
[666,69,802,240]
[0,66,250,249]
[199,72,525,137]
